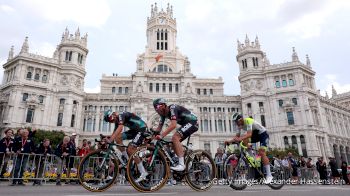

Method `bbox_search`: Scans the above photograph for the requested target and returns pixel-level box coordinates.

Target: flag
[155,54,163,62]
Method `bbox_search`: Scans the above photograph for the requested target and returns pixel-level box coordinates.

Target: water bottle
[138,150,150,158]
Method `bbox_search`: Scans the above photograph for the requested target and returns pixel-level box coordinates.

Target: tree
[30,129,65,150]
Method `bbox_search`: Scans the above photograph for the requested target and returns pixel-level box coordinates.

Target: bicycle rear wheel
[185,150,216,191]
[127,146,169,192]
[78,149,119,192]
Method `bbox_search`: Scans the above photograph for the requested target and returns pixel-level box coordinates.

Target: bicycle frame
[97,143,127,169]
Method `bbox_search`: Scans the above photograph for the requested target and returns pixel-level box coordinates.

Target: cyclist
[153,98,198,171]
[224,113,273,184]
[103,110,149,182]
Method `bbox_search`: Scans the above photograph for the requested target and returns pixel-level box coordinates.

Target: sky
[1,0,350,96]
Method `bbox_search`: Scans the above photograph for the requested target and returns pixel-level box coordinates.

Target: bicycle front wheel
[224,154,249,190]
[78,149,119,192]
[127,146,169,192]
[185,150,216,191]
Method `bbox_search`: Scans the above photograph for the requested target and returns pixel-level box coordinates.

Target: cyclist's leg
[127,128,148,182]
[258,132,272,181]
[172,121,198,171]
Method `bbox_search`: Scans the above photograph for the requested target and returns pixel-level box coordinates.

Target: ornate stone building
[0,3,349,161]
[236,35,350,163]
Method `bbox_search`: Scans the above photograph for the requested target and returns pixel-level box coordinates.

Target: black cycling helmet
[232,112,242,122]
[153,98,166,109]
[103,110,113,122]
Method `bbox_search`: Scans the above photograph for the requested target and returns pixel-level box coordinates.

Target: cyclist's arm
[238,130,252,141]
[110,124,124,142]
[160,120,177,138]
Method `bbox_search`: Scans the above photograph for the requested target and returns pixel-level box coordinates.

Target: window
[291,135,298,149]
[169,84,172,92]
[162,83,166,92]
[203,107,207,112]
[125,87,128,94]
[261,115,266,127]
[287,111,295,125]
[87,118,92,132]
[71,115,75,127]
[210,89,213,95]
[252,57,258,67]
[42,75,47,83]
[112,87,116,93]
[289,79,294,86]
[247,103,251,109]
[197,89,200,95]
[259,102,263,107]
[292,98,297,105]
[26,108,35,123]
[59,98,65,105]
[38,95,44,104]
[204,142,211,154]
[203,120,209,132]
[218,107,222,112]
[149,83,153,92]
[218,120,223,132]
[275,80,280,88]
[204,89,207,95]
[284,136,289,148]
[118,87,122,94]
[65,51,69,61]
[282,80,287,87]
[22,93,28,101]
[57,113,63,126]
[69,51,72,61]
[156,83,159,92]
[26,72,32,80]
[278,99,283,107]
[34,73,40,81]
[175,83,179,93]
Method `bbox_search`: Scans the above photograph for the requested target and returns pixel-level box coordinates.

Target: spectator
[341,160,349,185]
[306,158,313,180]
[0,129,15,178]
[33,139,52,186]
[288,152,299,184]
[66,133,77,184]
[55,136,73,186]
[329,157,340,182]
[299,156,306,181]
[316,157,327,184]
[11,128,35,185]
[273,155,281,169]
[77,139,90,157]
[214,147,226,179]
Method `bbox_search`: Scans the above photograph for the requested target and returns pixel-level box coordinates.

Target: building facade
[0,3,350,161]
[236,35,350,163]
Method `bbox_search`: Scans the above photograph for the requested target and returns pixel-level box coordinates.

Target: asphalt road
[0,184,350,196]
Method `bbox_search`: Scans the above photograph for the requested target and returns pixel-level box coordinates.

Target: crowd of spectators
[0,128,95,186]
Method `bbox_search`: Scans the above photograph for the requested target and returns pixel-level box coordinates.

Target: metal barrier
[1,152,347,186]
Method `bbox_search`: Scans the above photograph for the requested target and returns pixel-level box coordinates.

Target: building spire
[306,54,311,66]
[7,45,14,61]
[325,91,329,99]
[245,34,250,46]
[255,35,260,49]
[237,39,242,51]
[75,27,80,38]
[332,85,337,97]
[292,47,299,62]
[20,37,29,54]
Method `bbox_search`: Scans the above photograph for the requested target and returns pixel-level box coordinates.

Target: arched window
[289,79,294,86]
[26,72,32,80]
[34,73,40,81]
[149,83,153,92]
[300,135,307,157]
[282,80,287,87]
[22,93,28,102]
[175,83,179,92]
[275,80,280,88]
[162,83,166,92]
[42,75,47,83]
[125,87,129,94]
[292,98,297,105]
[112,87,116,93]
[38,95,44,104]
[87,118,93,132]
[169,83,172,93]
[218,120,223,132]
[203,119,209,132]
[284,136,289,148]
[291,135,298,150]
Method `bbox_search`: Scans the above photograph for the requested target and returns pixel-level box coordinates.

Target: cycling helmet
[232,113,242,122]
[153,98,166,109]
[103,110,113,122]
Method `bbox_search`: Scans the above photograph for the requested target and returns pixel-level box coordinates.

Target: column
[210,113,215,133]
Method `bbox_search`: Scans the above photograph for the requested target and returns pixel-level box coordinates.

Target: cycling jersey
[159,104,198,140]
[114,112,147,146]
[159,104,197,126]
[115,112,146,130]
[241,118,268,146]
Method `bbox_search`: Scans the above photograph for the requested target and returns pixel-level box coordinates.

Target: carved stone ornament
[255,80,263,90]
[61,75,68,85]
[243,83,249,91]
[27,94,38,104]
[75,78,82,88]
